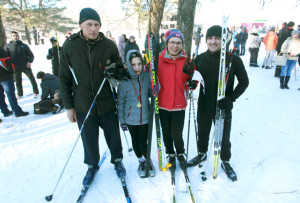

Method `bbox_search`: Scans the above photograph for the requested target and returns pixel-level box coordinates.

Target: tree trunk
[177,0,197,54]
[0,9,7,48]
[149,0,166,35]
[24,24,31,45]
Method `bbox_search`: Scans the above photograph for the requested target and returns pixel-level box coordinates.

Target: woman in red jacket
[157,29,197,172]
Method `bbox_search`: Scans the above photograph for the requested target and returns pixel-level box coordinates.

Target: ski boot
[114,158,126,178]
[138,159,146,178]
[83,166,98,186]
[221,161,237,182]
[177,154,187,171]
[187,152,207,167]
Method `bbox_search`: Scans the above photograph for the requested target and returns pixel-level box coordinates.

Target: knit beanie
[79,8,101,25]
[287,21,295,27]
[165,29,184,44]
[206,25,222,41]
[291,30,299,36]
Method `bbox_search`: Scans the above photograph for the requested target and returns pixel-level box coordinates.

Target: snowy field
[0,42,300,203]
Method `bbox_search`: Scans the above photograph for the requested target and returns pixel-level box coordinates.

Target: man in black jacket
[59,8,127,185]
[187,25,249,181]
[0,48,29,117]
[47,37,61,77]
[4,31,39,97]
[35,71,63,114]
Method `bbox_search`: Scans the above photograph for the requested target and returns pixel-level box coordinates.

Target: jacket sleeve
[59,42,74,109]
[24,44,34,63]
[46,49,52,60]
[4,45,10,57]
[281,38,289,54]
[40,83,49,100]
[230,56,249,102]
[117,82,126,124]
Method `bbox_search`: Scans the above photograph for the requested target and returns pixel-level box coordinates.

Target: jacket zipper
[127,106,132,118]
[138,76,143,125]
[88,44,97,114]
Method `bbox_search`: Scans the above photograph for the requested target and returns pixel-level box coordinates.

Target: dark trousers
[240,42,246,55]
[14,68,39,96]
[77,109,123,167]
[159,109,185,155]
[249,48,259,66]
[197,110,232,161]
[127,124,148,158]
[52,64,59,77]
[0,79,22,115]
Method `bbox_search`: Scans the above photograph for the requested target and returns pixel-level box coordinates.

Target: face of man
[131,57,143,76]
[79,20,100,40]
[162,35,166,43]
[12,33,19,42]
[207,36,221,53]
[167,37,183,58]
[129,38,135,43]
[52,42,57,47]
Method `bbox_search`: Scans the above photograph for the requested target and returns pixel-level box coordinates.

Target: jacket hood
[125,49,145,78]
[118,35,125,43]
[42,73,57,82]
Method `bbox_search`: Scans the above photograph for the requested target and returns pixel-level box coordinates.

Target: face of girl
[131,57,143,75]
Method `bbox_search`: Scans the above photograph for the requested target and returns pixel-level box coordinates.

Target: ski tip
[45,195,53,201]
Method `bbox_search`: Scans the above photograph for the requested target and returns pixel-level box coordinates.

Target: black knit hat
[206,25,222,41]
[37,71,45,79]
[287,21,295,27]
[79,8,101,25]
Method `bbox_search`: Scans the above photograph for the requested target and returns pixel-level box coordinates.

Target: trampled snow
[0,42,300,203]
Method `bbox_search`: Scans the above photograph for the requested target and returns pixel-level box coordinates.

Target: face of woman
[167,37,183,58]
[131,57,143,75]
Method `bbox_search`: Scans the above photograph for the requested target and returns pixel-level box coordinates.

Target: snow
[1,42,300,203]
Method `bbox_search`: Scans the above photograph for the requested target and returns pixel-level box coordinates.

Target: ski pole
[45,78,107,202]
[186,92,192,163]
[108,81,133,152]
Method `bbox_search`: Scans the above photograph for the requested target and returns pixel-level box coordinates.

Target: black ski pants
[159,109,185,155]
[77,109,123,167]
[127,124,148,158]
[249,48,259,66]
[14,68,39,96]
[197,109,232,161]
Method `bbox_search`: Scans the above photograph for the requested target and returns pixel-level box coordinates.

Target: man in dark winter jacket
[0,48,29,117]
[59,8,128,185]
[47,37,61,77]
[187,25,249,181]
[193,27,203,56]
[35,71,63,114]
[4,31,39,97]
[240,28,248,55]
[124,35,140,59]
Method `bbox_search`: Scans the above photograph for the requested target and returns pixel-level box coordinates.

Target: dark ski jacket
[59,31,121,116]
[0,48,15,81]
[276,26,293,53]
[4,40,34,71]
[40,73,61,100]
[195,50,249,116]
[242,31,248,43]
[124,41,140,60]
[47,46,62,76]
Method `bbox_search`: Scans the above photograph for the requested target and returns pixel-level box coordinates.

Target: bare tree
[148,0,166,35]
[177,0,197,53]
[0,8,6,47]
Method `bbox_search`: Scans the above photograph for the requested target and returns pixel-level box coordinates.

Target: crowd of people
[0,8,298,188]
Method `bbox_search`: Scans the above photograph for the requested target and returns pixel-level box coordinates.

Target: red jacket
[158,49,190,110]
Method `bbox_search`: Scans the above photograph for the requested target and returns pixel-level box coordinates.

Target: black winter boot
[280,76,284,89]
[284,76,290,89]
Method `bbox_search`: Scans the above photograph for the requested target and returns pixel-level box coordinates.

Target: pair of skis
[76,150,131,203]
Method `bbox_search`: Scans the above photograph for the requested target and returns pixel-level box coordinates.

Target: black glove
[104,63,131,80]
[121,123,128,131]
[187,80,197,90]
[218,97,233,110]
[121,69,131,80]
[183,52,194,77]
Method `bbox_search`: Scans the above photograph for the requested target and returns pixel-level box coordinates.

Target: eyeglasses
[168,41,182,46]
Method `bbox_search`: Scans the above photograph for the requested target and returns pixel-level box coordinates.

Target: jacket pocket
[127,106,132,118]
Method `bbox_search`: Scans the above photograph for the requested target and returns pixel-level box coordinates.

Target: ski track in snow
[1,42,300,203]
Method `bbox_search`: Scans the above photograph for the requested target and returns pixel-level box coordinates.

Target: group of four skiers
[58,8,249,190]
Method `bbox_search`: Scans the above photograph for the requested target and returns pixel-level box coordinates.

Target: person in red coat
[157,29,197,172]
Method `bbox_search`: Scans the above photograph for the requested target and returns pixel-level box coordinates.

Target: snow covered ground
[1,42,300,203]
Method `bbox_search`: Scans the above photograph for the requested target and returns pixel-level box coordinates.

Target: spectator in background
[31,26,38,45]
[118,34,126,63]
[248,30,262,67]
[0,47,29,117]
[46,37,62,77]
[159,33,166,52]
[262,27,278,69]
[234,28,243,54]
[124,35,140,59]
[39,29,44,44]
[106,31,116,44]
[4,31,39,98]
[240,27,248,55]
[226,27,233,52]
[193,27,203,56]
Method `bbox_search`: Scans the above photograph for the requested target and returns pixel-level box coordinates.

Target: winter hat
[79,8,101,25]
[37,71,45,79]
[269,26,275,31]
[291,30,300,36]
[287,21,295,27]
[165,29,184,44]
[129,35,135,40]
[129,51,143,64]
[206,25,222,41]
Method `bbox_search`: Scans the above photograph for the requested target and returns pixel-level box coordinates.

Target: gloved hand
[145,63,150,72]
[121,69,131,80]
[152,84,160,96]
[104,63,132,80]
[218,97,233,110]
[187,80,197,90]
[182,52,194,77]
[121,123,128,131]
